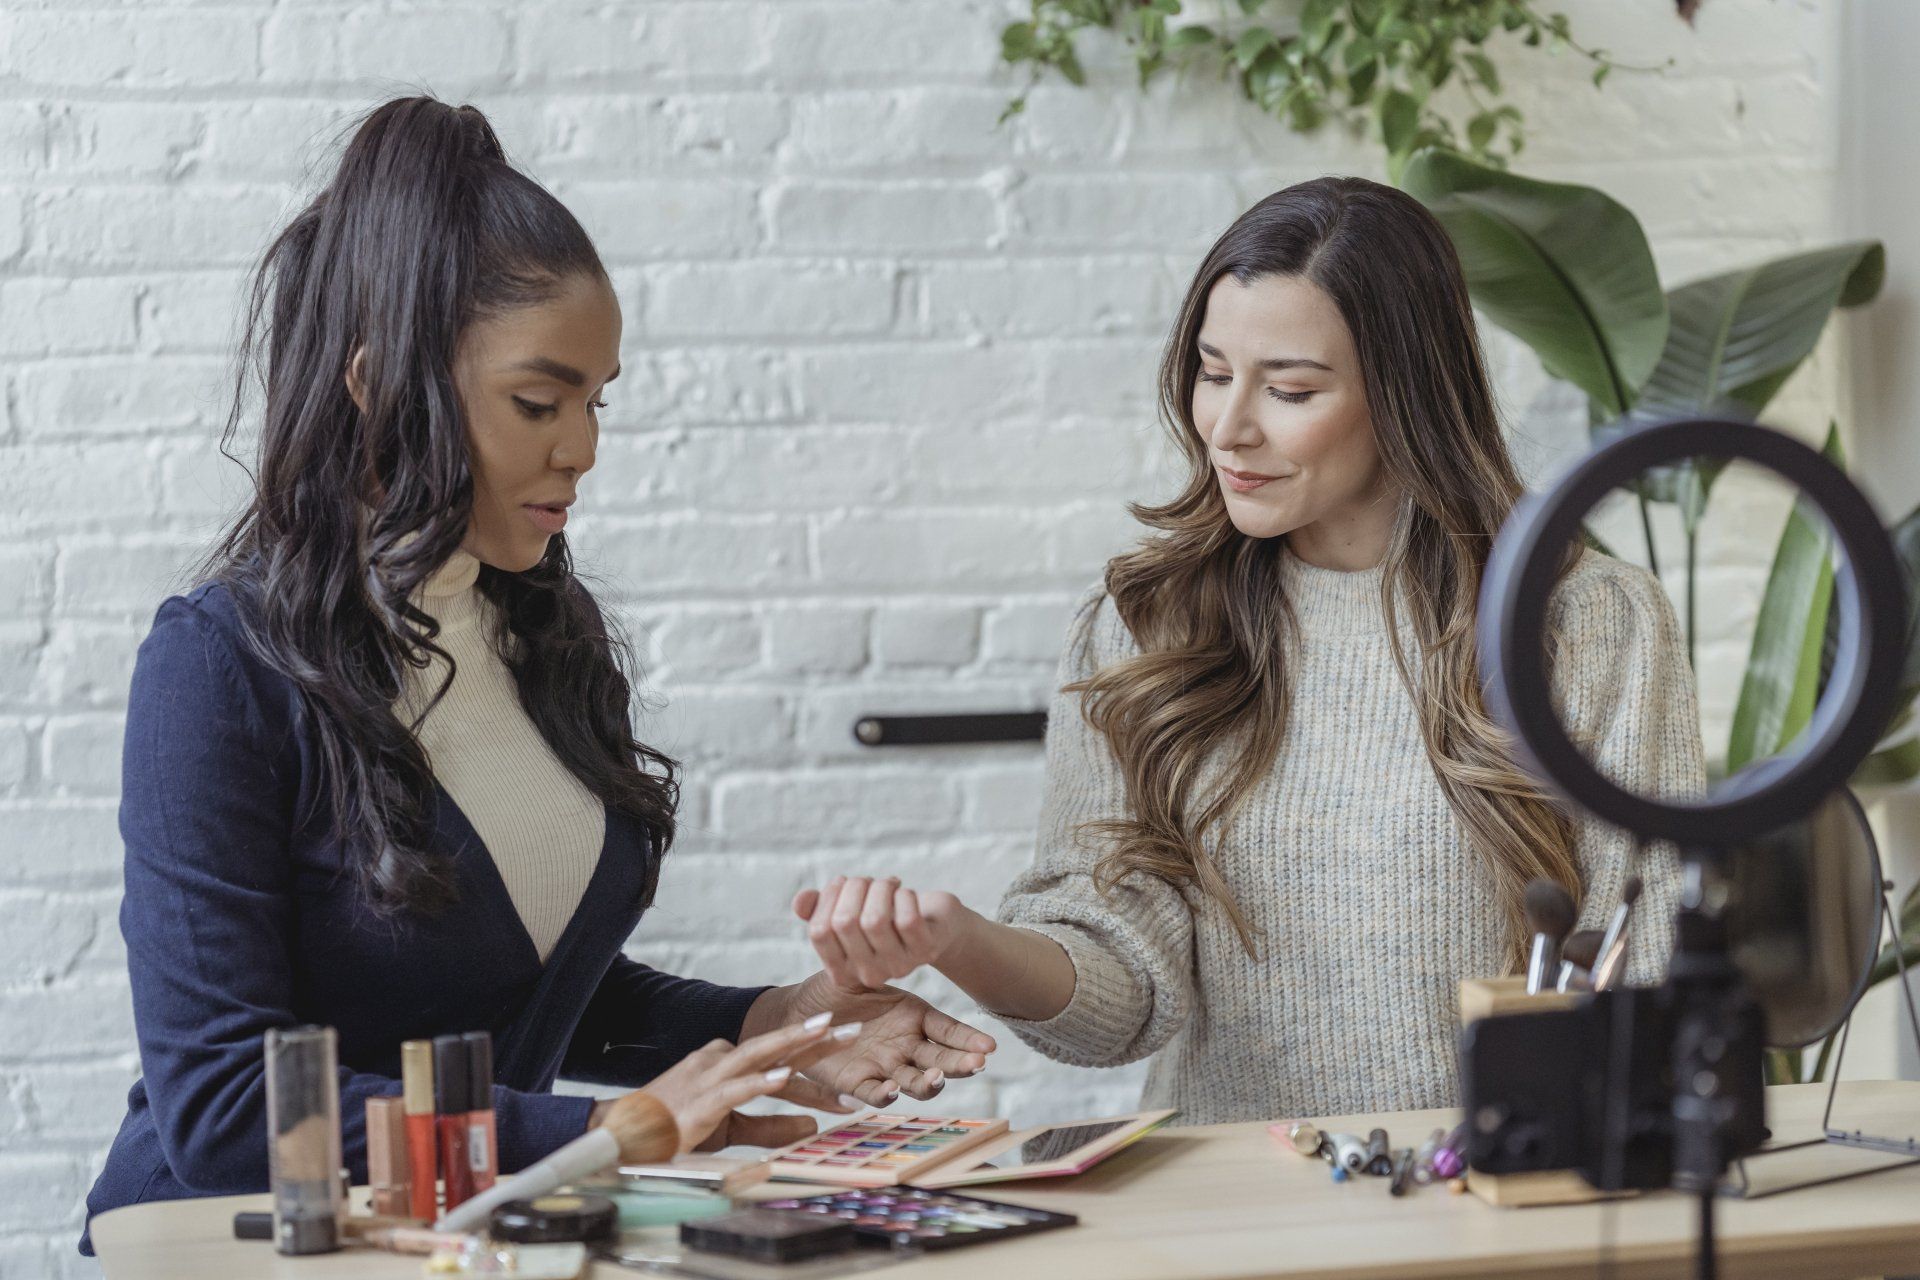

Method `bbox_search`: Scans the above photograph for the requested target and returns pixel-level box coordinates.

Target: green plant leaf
[1727,424,1845,773]
[1166,23,1216,48]
[1619,244,1883,527]
[1380,88,1420,157]
[1864,900,1920,990]
[1300,0,1338,51]
[1465,50,1500,92]
[1466,109,1498,152]
[1828,502,1920,783]
[1400,147,1668,416]
[1632,243,1885,427]
[1347,58,1380,105]
[1855,734,1920,788]
[1882,505,1920,710]
[1001,21,1038,62]
[1233,26,1278,69]
[1592,62,1611,89]
[1057,43,1087,85]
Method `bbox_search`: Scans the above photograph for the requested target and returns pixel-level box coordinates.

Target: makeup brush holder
[1456,978,1636,1208]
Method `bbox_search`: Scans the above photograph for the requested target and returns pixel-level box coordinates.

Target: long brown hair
[1077,176,1578,967]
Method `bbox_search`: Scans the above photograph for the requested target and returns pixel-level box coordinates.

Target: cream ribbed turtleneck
[393,547,607,962]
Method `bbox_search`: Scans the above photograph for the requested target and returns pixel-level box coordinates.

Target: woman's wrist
[739,984,796,1042]
[941,915,1077,1022]
[932,901,990,975]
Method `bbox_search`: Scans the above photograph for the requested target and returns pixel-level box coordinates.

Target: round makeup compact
[489,1193,618,1244]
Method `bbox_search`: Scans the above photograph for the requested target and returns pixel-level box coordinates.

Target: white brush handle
[434,1125,620,1234]
[1591,901,1636,990]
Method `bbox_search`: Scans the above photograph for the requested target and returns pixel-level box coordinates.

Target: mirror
[1724,787,1884,1049]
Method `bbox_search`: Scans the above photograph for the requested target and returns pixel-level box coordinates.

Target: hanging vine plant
[998,0,1669,174]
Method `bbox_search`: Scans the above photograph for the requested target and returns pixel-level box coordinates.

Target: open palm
[782,972,996,1106]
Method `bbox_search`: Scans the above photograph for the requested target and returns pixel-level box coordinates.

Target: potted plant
[1400,147,1920,1082]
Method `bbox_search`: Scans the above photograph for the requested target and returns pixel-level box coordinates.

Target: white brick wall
[0,1,1851,1271]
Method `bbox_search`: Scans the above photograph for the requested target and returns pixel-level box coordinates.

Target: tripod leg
[1697,1189,1717,1280]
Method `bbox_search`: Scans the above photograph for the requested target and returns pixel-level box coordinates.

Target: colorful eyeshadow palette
[765,1114,1010,1187]
[759,1186,1078,1252]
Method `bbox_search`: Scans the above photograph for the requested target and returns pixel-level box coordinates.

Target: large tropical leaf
[1727,424,1844,773]
[1634,242,1884,423]
[1608,244,1883,534]
[1823,502,1920,785]
[1401,147,1668,417]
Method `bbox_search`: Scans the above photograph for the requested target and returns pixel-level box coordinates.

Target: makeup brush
[1556,928,1604,993]
[1590,874,1643,991]
[1523,878,1577,995]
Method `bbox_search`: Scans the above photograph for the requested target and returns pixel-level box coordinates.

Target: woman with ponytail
[795,178,1703,1126]
[80,97,991,1252]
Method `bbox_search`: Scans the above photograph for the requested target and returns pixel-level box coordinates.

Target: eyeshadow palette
[765,1114,1009,1187]
[759,1186,1078,1252]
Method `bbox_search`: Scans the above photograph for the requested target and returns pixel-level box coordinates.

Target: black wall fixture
[851,712,1047,746]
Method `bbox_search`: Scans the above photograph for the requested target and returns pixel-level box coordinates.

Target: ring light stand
[1470,418,1912,1280]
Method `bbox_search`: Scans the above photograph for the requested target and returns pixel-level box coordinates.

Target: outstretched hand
[778,969,996,1106]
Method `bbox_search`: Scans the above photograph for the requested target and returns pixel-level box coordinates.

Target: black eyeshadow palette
[757,1186,1078,1252]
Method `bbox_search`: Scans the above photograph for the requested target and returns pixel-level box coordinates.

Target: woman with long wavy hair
[794,178,1702,1125]
[80,96,992,1253]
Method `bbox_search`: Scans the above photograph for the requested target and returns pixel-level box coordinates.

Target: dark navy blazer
[80,582,766,1254]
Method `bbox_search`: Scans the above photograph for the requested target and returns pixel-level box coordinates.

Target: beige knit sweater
[392,548,606,963]
[996,546,1705,1125]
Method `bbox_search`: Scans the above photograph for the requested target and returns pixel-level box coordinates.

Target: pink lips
[522,504,569,535]
[1219,466,1281,494]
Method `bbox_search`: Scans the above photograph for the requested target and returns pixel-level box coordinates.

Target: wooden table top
[91,1081,1920,1280]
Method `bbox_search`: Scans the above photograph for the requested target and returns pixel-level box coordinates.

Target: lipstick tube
[433,1035,474,1211]
[401,1040,438,1220]
[463,1031,496,1194]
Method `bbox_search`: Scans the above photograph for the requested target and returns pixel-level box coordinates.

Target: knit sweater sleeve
[1548,552,1707,986]
[993,585,1198,1068]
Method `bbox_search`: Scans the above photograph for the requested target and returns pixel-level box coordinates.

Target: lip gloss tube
[401,1040,438,1220]
[463,1031,496,1194]
[433,1035,474,1212]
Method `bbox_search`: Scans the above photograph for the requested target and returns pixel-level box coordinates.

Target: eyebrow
[1196,340,1331,373]
[506,356,621,387]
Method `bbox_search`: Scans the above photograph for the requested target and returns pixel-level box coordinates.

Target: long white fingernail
[838,1094,864,1109]
[764,1066,793,1084]
[831,1022,863,1041]
[927,1069,944,1085]
[803,1012,832,1031]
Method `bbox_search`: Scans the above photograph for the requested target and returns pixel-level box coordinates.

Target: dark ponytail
[198,96,677,914]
